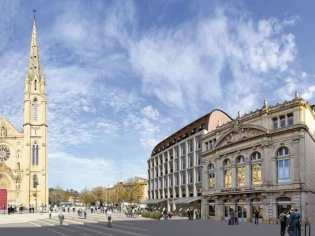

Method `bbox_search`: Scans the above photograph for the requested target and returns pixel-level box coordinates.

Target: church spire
[28,14,41,76]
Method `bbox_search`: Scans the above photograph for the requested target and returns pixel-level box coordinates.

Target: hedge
[141,211,162,220]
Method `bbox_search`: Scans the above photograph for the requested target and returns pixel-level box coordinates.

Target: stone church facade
[201,94,315,224]
[0,17,48,210]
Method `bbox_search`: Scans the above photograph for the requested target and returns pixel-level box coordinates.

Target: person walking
[49,209,52,219]
[58,212,64,225]
[279,211,288,236]
[2,205,5,214]
[294,209,301,236]
[84,210,87,219]
[234,210,239,225]
[229,209,235,225]
[254,210,259,225]
[107,209,112,228]
[287,209,295,236]
[163,209,167,220]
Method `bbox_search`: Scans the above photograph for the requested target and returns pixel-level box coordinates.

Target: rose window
[0,145,10,162]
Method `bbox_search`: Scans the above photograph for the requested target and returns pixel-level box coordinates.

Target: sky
[0,0,315,191]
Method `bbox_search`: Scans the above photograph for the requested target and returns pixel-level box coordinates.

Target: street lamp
[35,179,39,211]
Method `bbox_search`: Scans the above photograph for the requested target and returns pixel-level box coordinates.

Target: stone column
[245,162,251,186]
[271,156,277,184]
[246,197,252,223]
[201,198,207,219]
[216,199,224,220]
[232,165,237,188]
[293,138,301,183]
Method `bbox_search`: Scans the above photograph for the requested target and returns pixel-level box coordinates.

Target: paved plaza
[0,211,313,236]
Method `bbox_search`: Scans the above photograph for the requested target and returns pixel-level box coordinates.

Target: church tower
[23,15,48,209]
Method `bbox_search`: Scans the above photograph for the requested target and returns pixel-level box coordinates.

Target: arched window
[34,80,37,90]
[32,145,35,165]
[223,159,232,188]
[236,156,246,186]
[33,175,38,188]
[33,99,38,122]
[251,152,262,185]
[277,147,290,183]
[208,164,215,188]
[32,143,39,165]
[35,145,39,165]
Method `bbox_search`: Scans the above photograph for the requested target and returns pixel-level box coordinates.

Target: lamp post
[35,180,39,211]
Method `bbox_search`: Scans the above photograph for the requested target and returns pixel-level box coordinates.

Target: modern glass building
[144,110,232,214]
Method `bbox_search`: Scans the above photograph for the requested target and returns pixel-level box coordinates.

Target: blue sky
[1,0,315,191]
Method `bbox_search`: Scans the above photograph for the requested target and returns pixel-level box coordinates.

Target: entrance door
[0,189,7,209]
[277,204,291,218]
[237,205,247,222]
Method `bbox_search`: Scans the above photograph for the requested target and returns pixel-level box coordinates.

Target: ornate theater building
[0,16,48,210]
[201,94,315,224]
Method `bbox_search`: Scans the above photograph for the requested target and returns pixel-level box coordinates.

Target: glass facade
[224,169,232,188]
[277,159,290,183]
[251,164,262,185]
[237,166,246,186]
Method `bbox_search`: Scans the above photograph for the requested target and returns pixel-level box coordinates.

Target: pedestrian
[287,209,295,236]
[49,209,52,219]
[84,210,87,219]
[254,210,259,225]
[279,211,288,236]
[68,206,70,213]
[58,212,64,225]
[2,205,5,214]
[229,209,235,225]
[287,210,292,236]
[163,209,167,220]
[107,209,112,228]
[234,210,239,225]
[73,206,75,213]
[294,209,301,236]
[186,208,190,220]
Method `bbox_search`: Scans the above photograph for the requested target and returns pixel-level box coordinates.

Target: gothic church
[0,16,48,209]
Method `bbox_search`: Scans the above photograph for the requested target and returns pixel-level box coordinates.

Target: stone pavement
[0,212,313,236]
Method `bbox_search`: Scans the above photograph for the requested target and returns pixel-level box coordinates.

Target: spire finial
[295,91,299,99]
[33,8,37,19]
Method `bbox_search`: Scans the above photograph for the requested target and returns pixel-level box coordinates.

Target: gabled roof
[0,117,22,135]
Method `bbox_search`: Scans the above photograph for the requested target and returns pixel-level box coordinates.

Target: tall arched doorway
[277,197,291,218]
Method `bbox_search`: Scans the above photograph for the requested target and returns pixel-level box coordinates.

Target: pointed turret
[28,17,41,76]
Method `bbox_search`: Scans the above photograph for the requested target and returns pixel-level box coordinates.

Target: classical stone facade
[201,94,315,224]
[146,110,232,213]
[0,17,48,210]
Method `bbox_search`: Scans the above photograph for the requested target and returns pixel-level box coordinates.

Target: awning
[140,199,168,204]
[174,196,202,204]
[173,198,187,204]
[181,196,202,204]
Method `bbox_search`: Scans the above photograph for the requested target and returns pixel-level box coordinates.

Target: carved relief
[216,126,267,148]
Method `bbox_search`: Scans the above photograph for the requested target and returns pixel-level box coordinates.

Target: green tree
[49,186,69,205]
[79,187,95,207]
[92,186,105,206]
[124,177,144,204]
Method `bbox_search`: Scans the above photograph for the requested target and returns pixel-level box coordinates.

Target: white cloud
[129,7,297,115]
[141,106,160,120]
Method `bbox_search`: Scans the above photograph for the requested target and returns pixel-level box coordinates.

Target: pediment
[0,117,21,137]
[215,124,268,148]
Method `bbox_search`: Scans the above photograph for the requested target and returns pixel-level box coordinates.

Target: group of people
[279,209,301,236]
[229,209,260,225]
[2,204,24,214]
[186,207,201,220]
